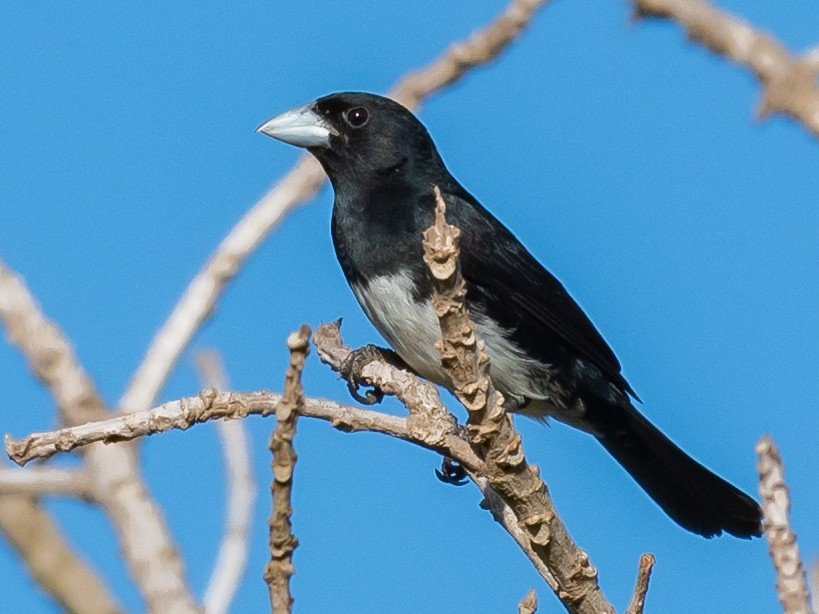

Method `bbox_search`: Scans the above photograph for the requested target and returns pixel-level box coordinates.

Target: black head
[257,92,448,190]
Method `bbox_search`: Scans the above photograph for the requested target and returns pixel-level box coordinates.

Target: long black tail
[585,397,762,538]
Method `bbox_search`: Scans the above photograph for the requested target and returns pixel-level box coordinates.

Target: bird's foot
[435,457,469,486]
[340,344,402,405]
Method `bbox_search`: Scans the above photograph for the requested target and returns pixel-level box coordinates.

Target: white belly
[351,272,554,399]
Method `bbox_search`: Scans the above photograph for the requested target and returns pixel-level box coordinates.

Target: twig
[5,388,468,467]
[0,495,124,614]
[263,326,309,613]
[625,554,655,614]
[0,259,199,614]
[633,0,819,138]
[519,588,538,614]
[756,435,812,614]
[0,467,92,499]
[422,189,614,614]
[195,352,256,614]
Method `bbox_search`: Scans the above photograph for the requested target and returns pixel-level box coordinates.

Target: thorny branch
[263,326,310,614]
[634,0,819,138]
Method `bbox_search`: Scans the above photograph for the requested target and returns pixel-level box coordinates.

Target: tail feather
[586,398,762,538]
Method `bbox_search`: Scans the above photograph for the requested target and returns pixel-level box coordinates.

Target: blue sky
[2,1,818,612]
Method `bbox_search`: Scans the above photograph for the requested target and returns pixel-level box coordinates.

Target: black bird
[258,92,762,538]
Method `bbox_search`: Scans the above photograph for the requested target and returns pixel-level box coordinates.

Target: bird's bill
[256,103,334,148]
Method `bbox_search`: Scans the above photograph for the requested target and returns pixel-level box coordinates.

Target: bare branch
[519,588,538,614]
[263,326,310,614]
[633,0,819,138]
[5,390,464,467]
[0,495,124,614]
[625,554,655,614]
[0,467,92,499]
[0,259,107,426]
[195,352,256,614]
[0,259,198,613]
[389,0,550,109]
[756,435,812,614]
[422,189,614,614]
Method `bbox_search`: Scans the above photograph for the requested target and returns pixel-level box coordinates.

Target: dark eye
[344,106,369,128]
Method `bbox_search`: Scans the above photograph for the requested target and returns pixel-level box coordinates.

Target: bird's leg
[340,344,406,405]
[435,457,469,486]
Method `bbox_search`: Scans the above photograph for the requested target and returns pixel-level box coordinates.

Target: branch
[625,554,655,614]
[263,326,309,614]
[0,467,92,499]
[119,0,550,418]
[634,0,819,138]
[756,435,812,614]
[195,352,256,614]
[0,495,124,614]
[5,390,470,467]
[0,259,107,426]
[389,0,549,109]
[0,259,199,613]
[422,189,614,614]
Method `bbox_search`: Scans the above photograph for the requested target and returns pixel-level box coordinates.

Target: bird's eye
[344,106,369,128]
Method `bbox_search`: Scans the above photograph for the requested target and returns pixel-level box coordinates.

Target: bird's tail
[585,397,762,538]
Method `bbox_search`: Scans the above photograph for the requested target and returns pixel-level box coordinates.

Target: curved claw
[346,376,384,405]
[341,344,390,405]
[436,457,469,486]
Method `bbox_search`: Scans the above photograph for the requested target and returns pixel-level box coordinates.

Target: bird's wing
[442,189,636,398]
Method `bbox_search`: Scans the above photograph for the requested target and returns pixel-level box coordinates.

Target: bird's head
[257,92,446,188]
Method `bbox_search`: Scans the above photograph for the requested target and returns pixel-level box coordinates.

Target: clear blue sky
[2,2,818,612]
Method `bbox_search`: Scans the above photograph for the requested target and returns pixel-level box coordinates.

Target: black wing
[442,189,637,399]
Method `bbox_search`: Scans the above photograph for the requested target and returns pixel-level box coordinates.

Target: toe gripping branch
[339,342,469,487]
[436,457,468,486]
[339,344,406,405]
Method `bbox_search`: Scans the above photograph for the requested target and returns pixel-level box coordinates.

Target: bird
[257,91,762,538]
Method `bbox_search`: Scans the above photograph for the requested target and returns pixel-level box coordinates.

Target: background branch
[0,259,198,613]
[0,467,92,499]
[195,352,256,614]
[0,495,123,614]
[634,0,819,138]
